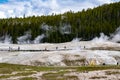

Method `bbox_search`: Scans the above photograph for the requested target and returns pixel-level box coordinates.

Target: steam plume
[92,33,109,42]
[33,34,45,44]
[17,31,31,44]
[110,27,120,42]
[0,35,12,44]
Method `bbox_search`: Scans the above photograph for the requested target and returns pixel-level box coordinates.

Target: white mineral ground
[0,41,120,66]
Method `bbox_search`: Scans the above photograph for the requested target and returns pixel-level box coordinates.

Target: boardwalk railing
[0,48,71,52]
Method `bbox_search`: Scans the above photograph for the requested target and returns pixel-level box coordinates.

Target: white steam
[110,27,120,42]
[71,38,81,42]
[41,23,52,31]
[61,16,66,20]
[17,31,31,44]
[33,34,45,44]
[0,35,12,44]
[4,35,12,44]
[92,33,109,42]
[60,24,71,34]
[17,30,45,44]
[0,26,120,44]
[91,27,120,43]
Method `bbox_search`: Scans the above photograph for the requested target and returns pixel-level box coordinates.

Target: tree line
[0,2,120,43]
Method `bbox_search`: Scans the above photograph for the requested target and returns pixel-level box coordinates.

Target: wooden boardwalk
[0,49,71,52]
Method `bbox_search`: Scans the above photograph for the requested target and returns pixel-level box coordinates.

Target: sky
[0,0,119,18]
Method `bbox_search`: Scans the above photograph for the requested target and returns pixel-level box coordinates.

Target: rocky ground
[0,41,120,80]
[0,41,120,66]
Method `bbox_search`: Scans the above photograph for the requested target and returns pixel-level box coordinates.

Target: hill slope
[0,2,120,44]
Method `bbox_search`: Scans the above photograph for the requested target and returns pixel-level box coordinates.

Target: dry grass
[90,47,120,51]
[19,77,37,80]
[105,71,120,75]
[0,63,120,80]
[62,58,86,66]
[41,71,79,80]
[0,72,36,79]
[31,60,46,66]
[89,76,107,79]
